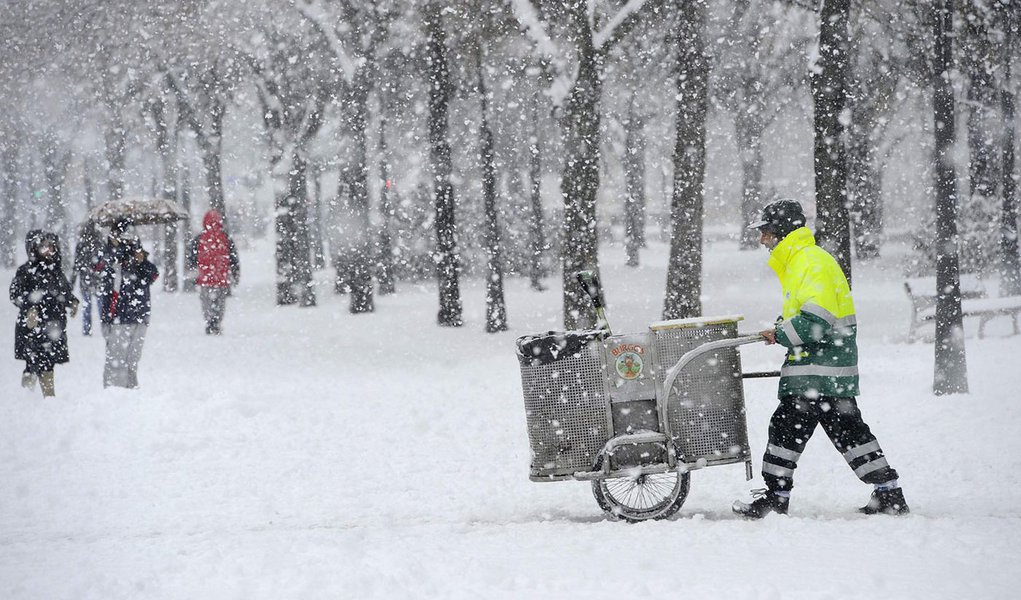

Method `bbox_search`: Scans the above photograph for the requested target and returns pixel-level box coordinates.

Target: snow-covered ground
[2,236,1020,599]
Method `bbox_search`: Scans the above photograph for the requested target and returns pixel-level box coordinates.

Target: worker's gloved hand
[760,329,777,345]
[25,307,39,329]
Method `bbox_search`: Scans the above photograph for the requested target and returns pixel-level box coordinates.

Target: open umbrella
[87,196,188,227]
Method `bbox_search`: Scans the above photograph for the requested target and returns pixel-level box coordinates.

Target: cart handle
[662,334,767,402]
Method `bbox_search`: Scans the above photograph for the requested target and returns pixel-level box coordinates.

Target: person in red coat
[186,210,240,334]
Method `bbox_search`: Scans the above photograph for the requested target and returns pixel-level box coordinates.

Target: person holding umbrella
[101,235,159,388]
[93,219,131,337]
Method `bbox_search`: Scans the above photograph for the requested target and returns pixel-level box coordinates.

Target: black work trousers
[761,395,899,492]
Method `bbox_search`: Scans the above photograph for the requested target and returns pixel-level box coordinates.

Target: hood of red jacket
[203,210,223,231]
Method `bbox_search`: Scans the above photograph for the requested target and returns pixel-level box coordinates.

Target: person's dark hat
[112,218,131,234]
[748,199,807,239]
[122,234,142,251]
[26,230,62,264]
[24,229,44,256]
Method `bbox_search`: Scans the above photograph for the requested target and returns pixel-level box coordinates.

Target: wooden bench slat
[917,297,1021,320]
[905,273,1021,339]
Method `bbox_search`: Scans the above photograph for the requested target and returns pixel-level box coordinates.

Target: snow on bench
[904,274,1021,339]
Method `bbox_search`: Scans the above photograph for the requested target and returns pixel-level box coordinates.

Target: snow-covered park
[2,236,1020,599]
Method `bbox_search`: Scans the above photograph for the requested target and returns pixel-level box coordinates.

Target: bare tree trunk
[425,1,462,327]
[181,166,197,293]
[478,57,507,333]
[528,94,547,291]
[961,0,1001,275]
[0,139,17,267]
[163,221,179,292]
[663,1,708,321]
[845,44,897,261]
[377,114,396,295]
[201,137,225,219]
[276,150,315,306]
[728,0,770,251]
[962,2,999,198]
[332,168,350,295]
[310,164,326,271]
[846,106,887,260]
[150,90,180,292]
[932,0,969,395]
[623,93,647,267]
[292,152,315,307]
[105,116,126,202]
[1000,0,1021,296]
[345,79,375,314]
[812,0,853,284]
[41,140,70,250]
[83,160,95,211]
[848,157,883,260]
[736,108,766,250]
[559,4,603,330]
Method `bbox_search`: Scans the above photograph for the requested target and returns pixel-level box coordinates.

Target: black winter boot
[733,489,790,519]
[859,487,909,515]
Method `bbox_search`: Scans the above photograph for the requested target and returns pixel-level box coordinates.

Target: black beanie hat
[748,199,806,239]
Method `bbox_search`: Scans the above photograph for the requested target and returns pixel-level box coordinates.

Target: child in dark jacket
[10,230,79,396]
[102,236,158,388]
[71,220,105,336]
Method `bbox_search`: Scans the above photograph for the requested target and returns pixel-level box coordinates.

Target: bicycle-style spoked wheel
[592,470,691,522]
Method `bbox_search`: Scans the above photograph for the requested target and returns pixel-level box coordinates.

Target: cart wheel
[592,469,690,523]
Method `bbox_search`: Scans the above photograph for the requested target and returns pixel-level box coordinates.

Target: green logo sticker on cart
[611,343,645,380]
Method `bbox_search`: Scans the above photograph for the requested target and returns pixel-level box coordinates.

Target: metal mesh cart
[516,314,762,522]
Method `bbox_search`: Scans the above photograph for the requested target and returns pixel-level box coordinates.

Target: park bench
[904,273,1021,340]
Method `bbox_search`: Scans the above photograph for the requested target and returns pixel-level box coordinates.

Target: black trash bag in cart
[515,330,608,367]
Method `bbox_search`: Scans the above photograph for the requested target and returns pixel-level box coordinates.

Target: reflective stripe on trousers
[761,395,898,491]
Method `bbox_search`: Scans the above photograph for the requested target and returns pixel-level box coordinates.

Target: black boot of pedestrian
[733,489,789,519]
[859,487,910,515]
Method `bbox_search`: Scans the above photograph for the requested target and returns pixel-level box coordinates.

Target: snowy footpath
[2,238,1020,599]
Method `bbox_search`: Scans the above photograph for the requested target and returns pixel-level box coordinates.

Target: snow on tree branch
[163,67,211,145]
[593,0,650,50]
[507,0,563,61]
[507,0,575,107]
[294,0,361,83]
[547,65,579,109]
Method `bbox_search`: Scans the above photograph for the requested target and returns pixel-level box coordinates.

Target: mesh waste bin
[650,316,751,467]
[516,330,610,480]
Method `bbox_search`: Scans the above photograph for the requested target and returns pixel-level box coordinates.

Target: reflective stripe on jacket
[768,227,859,398]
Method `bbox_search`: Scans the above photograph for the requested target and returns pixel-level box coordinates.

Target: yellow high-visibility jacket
[769,227,859,398]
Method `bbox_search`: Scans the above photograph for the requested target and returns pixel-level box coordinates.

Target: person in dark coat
[101,235,159,388]
[10,230,79,397]
[93,219,131,336]
[186,209,240,334]
[70,220,105,336]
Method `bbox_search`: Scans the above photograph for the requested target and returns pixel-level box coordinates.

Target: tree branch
[294,0,361,83]
[507,0,564,63]
[594,0,661,51]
